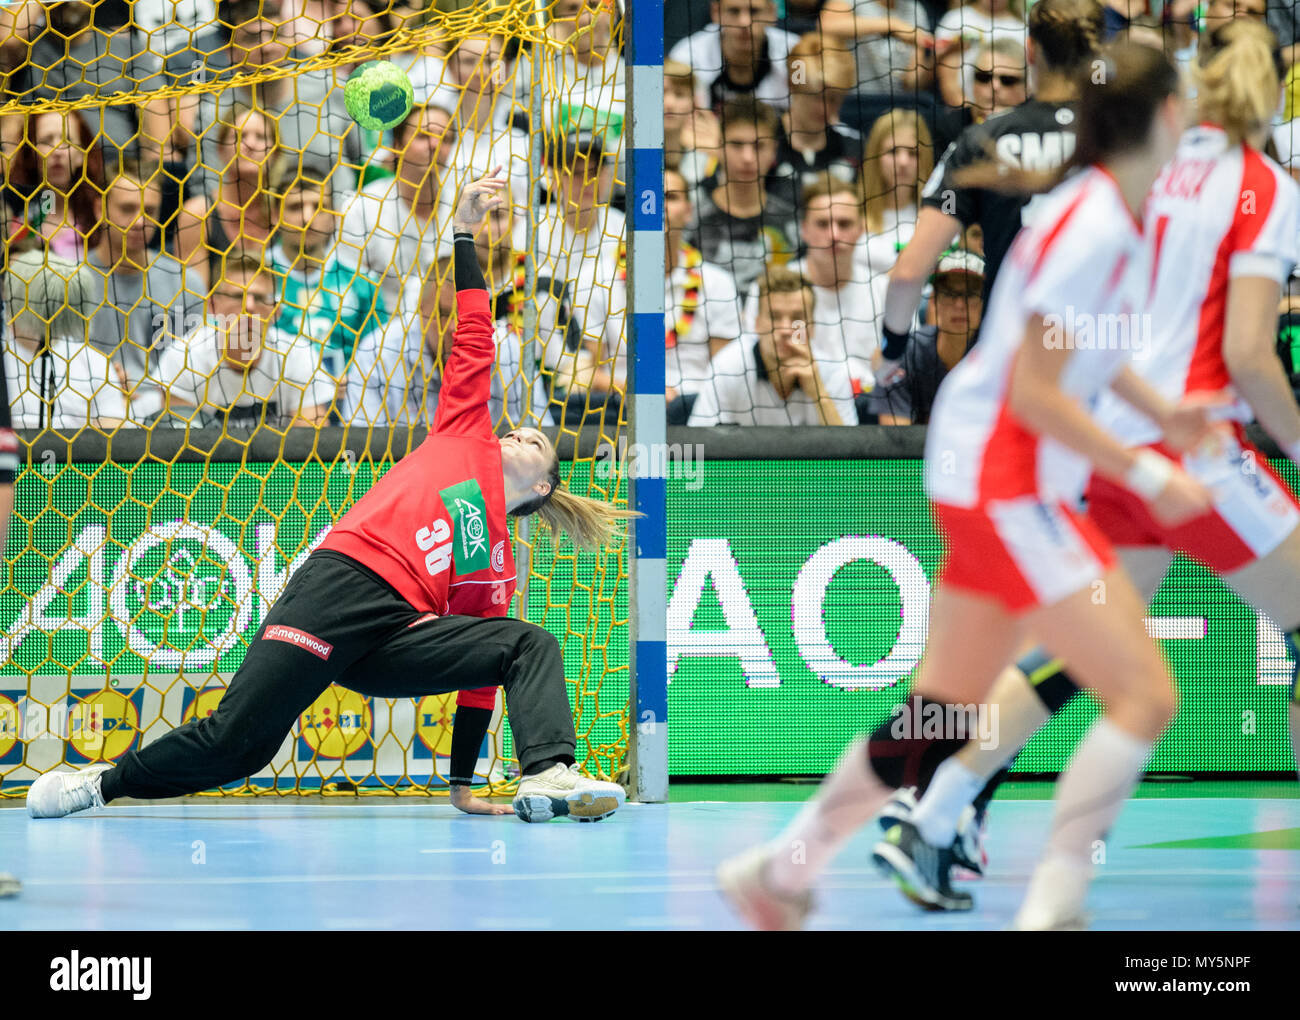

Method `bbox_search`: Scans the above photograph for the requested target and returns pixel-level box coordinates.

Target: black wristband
[453,233,486,292]
[880,324,910,362]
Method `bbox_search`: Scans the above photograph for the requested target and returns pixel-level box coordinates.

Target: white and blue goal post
[626,0,668,803]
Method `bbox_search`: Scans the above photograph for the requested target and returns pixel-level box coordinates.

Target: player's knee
[516,622,561,662]
[1016,648,1082,713]
[227,733,283,779]
[197,710,283,778]
[864,698,970,790]
[1112,672,1177,737]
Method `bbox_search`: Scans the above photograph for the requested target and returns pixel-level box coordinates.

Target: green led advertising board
[0,458,1293,777]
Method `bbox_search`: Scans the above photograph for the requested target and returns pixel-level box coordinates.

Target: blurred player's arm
[1108,366,1229,455]
[1222,274,1300,461]
[1010,315,1211,522]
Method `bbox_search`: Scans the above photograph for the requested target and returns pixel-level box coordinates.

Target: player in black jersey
[876,0,1104,381]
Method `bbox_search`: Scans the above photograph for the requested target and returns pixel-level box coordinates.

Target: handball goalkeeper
[28,170,634,824]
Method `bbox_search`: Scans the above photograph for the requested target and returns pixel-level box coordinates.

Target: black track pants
[102,552,575,800]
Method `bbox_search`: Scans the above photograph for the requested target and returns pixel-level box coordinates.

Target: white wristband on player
[1284,438,1300,466]
[1125,450,1175,501]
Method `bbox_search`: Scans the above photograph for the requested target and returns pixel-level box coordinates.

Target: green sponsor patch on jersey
[439,479,491,574]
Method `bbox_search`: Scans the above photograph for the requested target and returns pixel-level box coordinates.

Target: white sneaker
[717,845,813,931]
[26,764,112,819]
[877,786,918,831]
[512,763,626,822]
[1012,854,1092,930]
[952,805,988,881]
[0,873,19,898]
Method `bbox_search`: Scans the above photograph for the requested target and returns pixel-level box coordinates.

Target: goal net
[0,0,633,796]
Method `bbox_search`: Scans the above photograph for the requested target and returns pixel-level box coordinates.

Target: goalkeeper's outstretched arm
[433,167,509,439]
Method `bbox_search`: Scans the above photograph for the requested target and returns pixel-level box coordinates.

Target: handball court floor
[2,781,1298,930]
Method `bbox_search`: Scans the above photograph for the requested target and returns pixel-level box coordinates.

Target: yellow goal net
[0,0,632,797]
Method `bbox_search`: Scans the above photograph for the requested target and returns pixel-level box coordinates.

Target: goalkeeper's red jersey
[319,285,516,632]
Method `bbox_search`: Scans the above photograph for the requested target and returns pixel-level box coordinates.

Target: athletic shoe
[716,845,813,931]
[1012,855,1091,930]
[872,819,974,911]
[951,805,988,880]
[877,786,918,831]
[0,873,19,898]
[512,763,625,823]
[26,764,111,819]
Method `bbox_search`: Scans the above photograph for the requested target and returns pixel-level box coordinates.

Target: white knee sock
[1045,716,1153,866]
[765,736,890,896]
[1015,718,1152,926]
[911,758,986,846]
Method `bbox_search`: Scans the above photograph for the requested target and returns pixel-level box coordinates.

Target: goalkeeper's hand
[449,784,513,816]
[452,166,508,234]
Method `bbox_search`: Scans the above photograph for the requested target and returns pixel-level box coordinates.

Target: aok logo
[0,521,331,668]
[415,518,453,577]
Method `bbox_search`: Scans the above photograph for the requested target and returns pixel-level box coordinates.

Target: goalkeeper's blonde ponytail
[532,483,640,551]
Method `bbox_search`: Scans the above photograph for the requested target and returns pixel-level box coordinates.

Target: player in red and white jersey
[27,172,635,825]
[870,22,1300,921]
[719,42,1222,931]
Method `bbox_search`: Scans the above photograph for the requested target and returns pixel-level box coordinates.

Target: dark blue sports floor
[2,784,1297,929]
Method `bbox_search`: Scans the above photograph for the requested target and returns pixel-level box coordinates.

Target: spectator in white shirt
[433,33,532,212]
[86,162,205,424]
[744,175,884,395]
[665,59,723,189]
[337,99,459,314]
[856,108,935,276]
[153,254,334,427]
[470,196,570,424]
[3,251,128,430]
[345,255,548,430]
[689,266,858,425]
[536,0,626,141]
[582,167,742,424]
[132,0,218,57]
[535,131,626,306]
[668,0,801,112]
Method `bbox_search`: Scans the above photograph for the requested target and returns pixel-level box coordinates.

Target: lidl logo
[0,694,18,761]
[297,687,373,760]
[67,690,141,763]
[439,479,490,574]
[414,693,457,757]
[181,686,227,724]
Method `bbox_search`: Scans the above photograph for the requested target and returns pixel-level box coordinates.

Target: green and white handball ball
[344,60,415,131]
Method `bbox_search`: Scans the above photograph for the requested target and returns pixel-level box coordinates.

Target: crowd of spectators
[2,0,1299,436]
